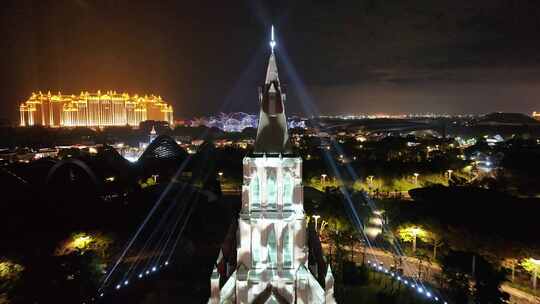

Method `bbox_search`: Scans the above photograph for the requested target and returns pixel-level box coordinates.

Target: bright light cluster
[71,234,93,250]
[366,260,447,303]
[189,112,306,132]
[19,90,173,128]
[0,260,23,280]
[520,258,540,277]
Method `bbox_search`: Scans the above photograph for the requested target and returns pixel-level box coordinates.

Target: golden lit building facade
[20,91,174,128]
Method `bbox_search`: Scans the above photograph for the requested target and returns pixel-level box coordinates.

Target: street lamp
[399,226,426,253]
[411,227,421,252]
[534,259,539,293]
[446,169,453,180]
[321,174,327,188]
[218,172,223,182]
[413,173,420,184]
[312,215,321,232]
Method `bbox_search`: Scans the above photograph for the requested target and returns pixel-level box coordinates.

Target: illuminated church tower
[149,125,158,143]
[209,26,335,304]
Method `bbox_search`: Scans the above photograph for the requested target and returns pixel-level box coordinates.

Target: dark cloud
[1,0,540,122]
[309,79,540,115]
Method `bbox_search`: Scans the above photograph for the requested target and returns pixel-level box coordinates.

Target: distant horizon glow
[3,2,540,120]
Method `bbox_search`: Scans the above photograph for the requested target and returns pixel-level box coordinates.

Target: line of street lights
[319,170,456,191]
[366,260,448,304]
[96,261,170,301]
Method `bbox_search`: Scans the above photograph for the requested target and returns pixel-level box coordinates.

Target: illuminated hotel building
[19,91,173,128]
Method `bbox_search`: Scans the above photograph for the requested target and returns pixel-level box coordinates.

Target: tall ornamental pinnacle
[270,25,276,51]
[254,25,292,154]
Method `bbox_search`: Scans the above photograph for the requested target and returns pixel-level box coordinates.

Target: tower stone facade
[209,27,335,304]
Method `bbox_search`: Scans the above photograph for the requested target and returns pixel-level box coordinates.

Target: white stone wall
[240,157,306,269]
[208,156,331,303]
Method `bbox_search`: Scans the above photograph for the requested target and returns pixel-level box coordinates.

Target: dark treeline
[0,139,234,303]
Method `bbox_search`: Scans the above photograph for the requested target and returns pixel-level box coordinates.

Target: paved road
[362,247,540,304]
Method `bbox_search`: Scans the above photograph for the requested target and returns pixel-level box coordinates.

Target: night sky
[2,0,540,121]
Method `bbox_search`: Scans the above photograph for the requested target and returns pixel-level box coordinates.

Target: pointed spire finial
[269,25,276,51]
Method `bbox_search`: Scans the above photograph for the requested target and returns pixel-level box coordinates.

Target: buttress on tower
[208,27,336,304]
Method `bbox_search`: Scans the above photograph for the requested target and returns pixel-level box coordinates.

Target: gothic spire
[265,25,279,85]
[254,25,291,154]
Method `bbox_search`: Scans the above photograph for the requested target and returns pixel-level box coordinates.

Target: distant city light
[19,91,173,128]
[188,112,306,132]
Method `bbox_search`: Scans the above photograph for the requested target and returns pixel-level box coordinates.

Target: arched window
[282,225,293,268]
[252,227,261,267]
[267,225,277,268]
[283,172,294,210]
[250,174,260,210]
[266,169,277,209]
